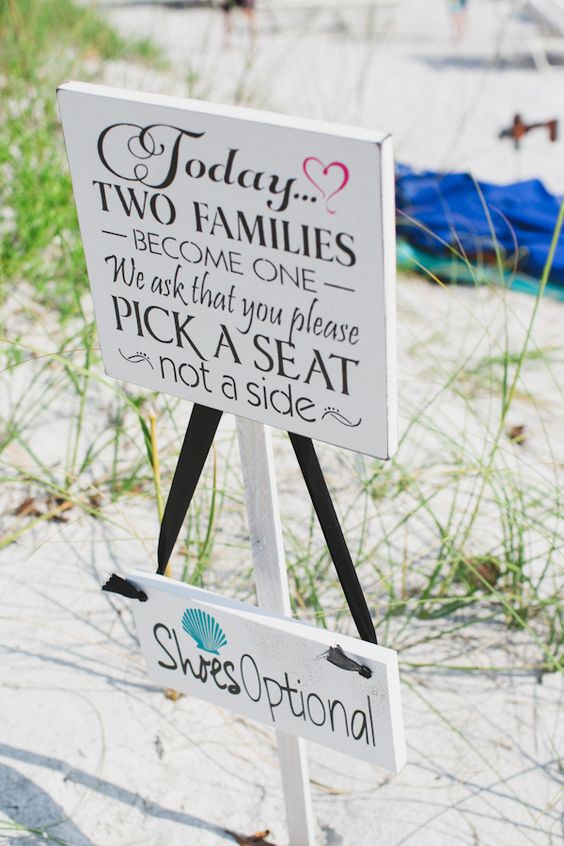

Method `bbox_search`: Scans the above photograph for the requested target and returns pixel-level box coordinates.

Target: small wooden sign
[129,570,406,772]
[58,82,397,459]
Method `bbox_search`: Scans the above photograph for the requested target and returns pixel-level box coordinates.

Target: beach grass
[0,3,562,844]
[0,0,562,686]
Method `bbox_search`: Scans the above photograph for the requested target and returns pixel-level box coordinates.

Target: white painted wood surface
[236,417,317,846]
[58,81,398,460]
[131,569,405,768]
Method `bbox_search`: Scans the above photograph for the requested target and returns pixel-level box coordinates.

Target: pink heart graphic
[302,157,349,215]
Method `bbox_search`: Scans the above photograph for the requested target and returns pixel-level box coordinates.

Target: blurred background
[101,0,564,190]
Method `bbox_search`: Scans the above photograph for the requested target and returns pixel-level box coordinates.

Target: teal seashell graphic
[181,607,228,655]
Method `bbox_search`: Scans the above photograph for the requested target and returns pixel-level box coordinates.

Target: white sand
[1,1,563,844]
[104,0,564,192]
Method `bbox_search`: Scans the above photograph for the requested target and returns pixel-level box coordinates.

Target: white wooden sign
[58,82,397,459]
[129,570,406,772]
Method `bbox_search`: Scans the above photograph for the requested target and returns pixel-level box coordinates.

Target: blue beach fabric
[395,164,564,292]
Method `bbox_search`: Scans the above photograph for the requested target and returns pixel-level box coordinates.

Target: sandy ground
[2,277,563,845]
[1,1,563,844]
[102,0,564,191]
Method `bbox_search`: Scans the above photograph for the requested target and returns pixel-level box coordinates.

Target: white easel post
[236,417,317,846]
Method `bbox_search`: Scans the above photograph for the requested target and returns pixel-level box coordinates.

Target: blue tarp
[396,164,564,286]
